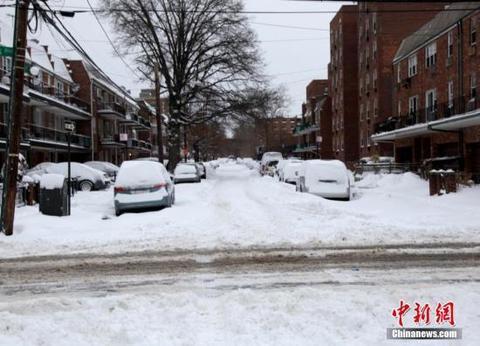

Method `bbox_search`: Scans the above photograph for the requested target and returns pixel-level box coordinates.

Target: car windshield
[116,162,166,188]
[309,165,346,184]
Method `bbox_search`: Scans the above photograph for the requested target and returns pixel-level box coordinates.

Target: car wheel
[115,209,122,216]
[79,180,93,192]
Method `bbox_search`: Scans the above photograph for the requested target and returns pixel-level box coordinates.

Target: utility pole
[154,64,164,164]
[1,0,30,236]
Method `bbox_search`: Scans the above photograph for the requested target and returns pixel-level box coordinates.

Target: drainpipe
[456,20,465,170]
[90,82,95,160]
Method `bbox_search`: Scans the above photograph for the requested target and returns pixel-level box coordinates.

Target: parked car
[277,159,302,181]
[196,162,207,179]
[114,161,175,216]
[296,160,351,201]
[26,162,56,176]
[282,161,303,184]
[260,152,283,176]
[84,161,119,181]
[174,163,201,183]
[45,162,110,191]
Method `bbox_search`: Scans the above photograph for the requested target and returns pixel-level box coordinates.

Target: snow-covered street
[1,162,480,258]
[1,250,479,346]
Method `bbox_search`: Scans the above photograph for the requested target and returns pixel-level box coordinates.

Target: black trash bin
[39,174,70,216]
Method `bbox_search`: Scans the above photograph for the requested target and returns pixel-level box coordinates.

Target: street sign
[64,121,75,132]
[119,133,128,142]
[0,45,13,57]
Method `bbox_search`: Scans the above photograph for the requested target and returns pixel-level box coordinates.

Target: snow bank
[1,167,479,258]
[39,174,65,190]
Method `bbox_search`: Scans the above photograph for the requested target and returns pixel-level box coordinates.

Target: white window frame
[447,31,454,57]
[448,81,454,107]
[408,95,418,116]
[408,55,417,77]
[470,17,477,46]
[425,89,437,120]
[471,73,477,98]
[426,42,437,67]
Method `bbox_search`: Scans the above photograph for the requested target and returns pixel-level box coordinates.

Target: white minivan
[296,160,351,200]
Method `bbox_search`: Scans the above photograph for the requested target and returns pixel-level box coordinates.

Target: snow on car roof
[116,161,167,188]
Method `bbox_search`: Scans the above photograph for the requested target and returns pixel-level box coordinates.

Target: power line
[84,0,141,79]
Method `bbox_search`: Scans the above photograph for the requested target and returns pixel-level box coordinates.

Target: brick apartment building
[357,1,445,158]
[0,34,158,168]
[294,80,332,160]
[373,2,480,182]
[329,5,359,164]
[255,116,297,159]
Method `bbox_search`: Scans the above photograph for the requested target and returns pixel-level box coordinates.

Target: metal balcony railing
[28,124,91,148]
[28,82,91,112]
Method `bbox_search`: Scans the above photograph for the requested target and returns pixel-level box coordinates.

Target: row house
[0,27,157,168]
[294,80,332,160]
[373,2,480,182]
[357,1,445,159]
[67,60,153,165]
[329,5,359,165]
[0,38,92,166]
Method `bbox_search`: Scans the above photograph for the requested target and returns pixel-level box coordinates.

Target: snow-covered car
[46,162,110,191]
[26,162,56,177]
[84,161,119,181]
[196,162,207,179]
[174,163,201,183]
[277,159,302,181]
[296,160,351,200]
[114,161,174,216]
[282,161,303,184]
[260,152,283,176]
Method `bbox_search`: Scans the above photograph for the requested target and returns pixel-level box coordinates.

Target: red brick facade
[381,5,480,181]
[357,2,445,159]
[329,5,359,165]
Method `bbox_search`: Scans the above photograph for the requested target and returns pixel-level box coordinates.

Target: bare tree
[101,0,264,168]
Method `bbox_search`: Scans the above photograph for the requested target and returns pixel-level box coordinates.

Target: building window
[373,69,377,89]
[409,96,418,116]
[372,13,377,34]
[470,17,477,46]
[397,63,401,83]
[426,42,437,67]
[1,57,12,76]
[408,55,417,77]
[425,89,437,121]
[447,31,454,57]
[397,100,401,116]
[448,81,454,108]
[366,101,370,119]
[470,73,477,98]
[373,40,377,58]
[360,103,364,121]
[374,98,378,118]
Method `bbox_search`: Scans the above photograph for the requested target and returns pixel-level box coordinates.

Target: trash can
[39,174,70,216]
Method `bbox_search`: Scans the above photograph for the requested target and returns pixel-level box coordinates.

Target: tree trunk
[167,95,182,171]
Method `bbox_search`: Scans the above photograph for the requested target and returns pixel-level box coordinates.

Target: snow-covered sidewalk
[1,163,479,258]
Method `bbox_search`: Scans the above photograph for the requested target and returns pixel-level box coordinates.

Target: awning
[372,109,480,142]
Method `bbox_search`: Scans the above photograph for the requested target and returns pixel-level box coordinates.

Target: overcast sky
[0,0,352,116]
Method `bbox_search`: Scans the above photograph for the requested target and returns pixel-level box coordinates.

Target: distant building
[294,80,332,160]
[255,116,297,159]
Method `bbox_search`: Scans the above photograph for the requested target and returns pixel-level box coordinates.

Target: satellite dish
[30,65,40,77]
[1,75,10,85]
[71,83,80,94]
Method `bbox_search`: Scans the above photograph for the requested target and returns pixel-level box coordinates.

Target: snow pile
[1,165,479,258]
[39,174,65,190]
